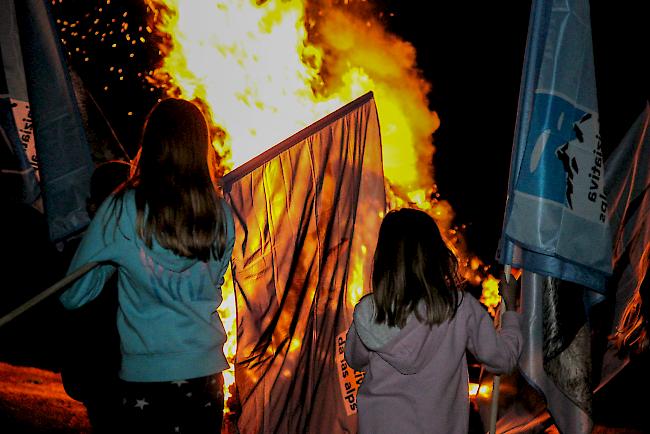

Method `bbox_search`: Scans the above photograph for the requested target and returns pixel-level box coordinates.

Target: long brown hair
[372,208,461,328]
[116,98,227,261]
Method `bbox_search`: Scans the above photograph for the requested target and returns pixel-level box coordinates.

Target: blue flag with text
[3,0,94,242]
[498,0,611,293]
[496,1,611,433]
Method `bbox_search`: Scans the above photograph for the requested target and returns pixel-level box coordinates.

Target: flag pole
[0,262,98,329]
[488,374,501,434]
[488,264,510,434]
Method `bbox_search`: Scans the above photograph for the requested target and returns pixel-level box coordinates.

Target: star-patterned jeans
[118,372,224,433]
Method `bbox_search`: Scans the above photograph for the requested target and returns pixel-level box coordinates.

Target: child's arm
[466,289,523,374]
[500,272,519,312]
[344,321,370,371]
[59,198,118,309]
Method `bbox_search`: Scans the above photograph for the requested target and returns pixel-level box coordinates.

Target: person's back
[59,98,235,433]
[347,292,521,433]
[344,208,522,434]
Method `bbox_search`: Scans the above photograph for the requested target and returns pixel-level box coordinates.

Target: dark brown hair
[115,98,227,261]
[372,208,461,328]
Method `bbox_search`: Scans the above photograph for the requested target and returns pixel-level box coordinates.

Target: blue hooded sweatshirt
[60,189,235,382]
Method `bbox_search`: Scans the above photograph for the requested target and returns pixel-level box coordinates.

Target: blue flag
[493,2,611,433]
[0,0,41,206]
[498,0,611,293]
[12,0,94,242]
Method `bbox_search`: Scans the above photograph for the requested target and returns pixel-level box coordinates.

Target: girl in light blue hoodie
[60,98,235,433]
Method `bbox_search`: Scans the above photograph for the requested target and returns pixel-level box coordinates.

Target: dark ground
[0,358,647,433]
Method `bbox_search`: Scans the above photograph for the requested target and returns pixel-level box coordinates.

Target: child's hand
[499,272,519,311]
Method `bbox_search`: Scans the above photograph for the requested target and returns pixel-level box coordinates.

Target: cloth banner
[0,0,41,205]
[498,0,611,293]
[11,0,94,242]
[221,92,385,434]
[496,1,610,432]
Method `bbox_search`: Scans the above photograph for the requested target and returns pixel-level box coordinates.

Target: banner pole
[488,264,510,434]
[0,262,98,328]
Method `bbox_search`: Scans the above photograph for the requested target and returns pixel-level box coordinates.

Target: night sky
[49,0,650,269]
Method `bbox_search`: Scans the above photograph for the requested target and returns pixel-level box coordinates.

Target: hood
[144,236,201,273]
[116,190,203,273]
[353,294,454,375]
[353,295,402,351]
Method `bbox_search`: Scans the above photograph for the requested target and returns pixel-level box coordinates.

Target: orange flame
[146,0,498,409]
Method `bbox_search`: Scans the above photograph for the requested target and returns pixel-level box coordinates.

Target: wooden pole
[488,264,510,434]
[0,262,98,329]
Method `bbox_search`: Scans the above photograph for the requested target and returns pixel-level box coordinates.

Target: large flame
[145,0,501,410]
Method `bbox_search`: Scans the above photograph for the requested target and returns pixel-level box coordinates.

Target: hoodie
[345,292,522,434]
[60,190,235,382]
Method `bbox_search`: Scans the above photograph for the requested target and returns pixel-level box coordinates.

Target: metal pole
[488,374,501,434]
[0,262,98,328]
[488,264,510,434]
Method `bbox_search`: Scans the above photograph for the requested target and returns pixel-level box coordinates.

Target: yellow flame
[289,337,302,353]
[347,242,368,306]
[216,267,236,410]
[469,382,492,399]
[148,0,343,169]
[480,274,501,317]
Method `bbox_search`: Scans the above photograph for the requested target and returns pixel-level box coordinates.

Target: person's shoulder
[219,197,234,219]
[218,196,231,209]
[99,188,134,207]
[119,188,137,205]
[356,293,374,309]
[119,189,138,211]
[93,189,137,233]
[353,293,375,322]
[218,197,235,237]
[92,192,119,221]
[455,290,483,315]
